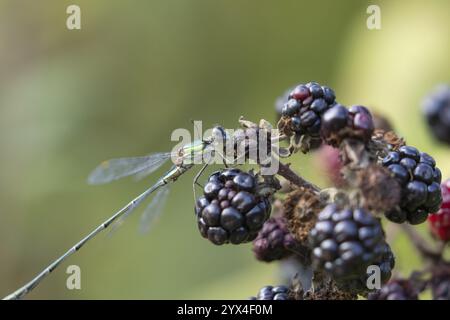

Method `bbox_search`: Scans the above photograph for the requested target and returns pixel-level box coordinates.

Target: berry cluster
[428,179,450,241]
[192,81,448,300]
[321,105,374,147]
[249,285,290,300]
[6,73,449,301]
[422,85,450,145]
[195,168,271,245]
[381,146,442,224]
[279,82,336,138]
[309,204,386,281]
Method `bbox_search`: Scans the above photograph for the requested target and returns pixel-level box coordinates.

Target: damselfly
[3,126,229,300]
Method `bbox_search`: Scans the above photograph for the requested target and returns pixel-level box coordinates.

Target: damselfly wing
[87,152,172,185]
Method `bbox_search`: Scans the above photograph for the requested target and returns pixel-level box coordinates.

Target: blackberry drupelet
[321,104,374,147]
[278,82,336,139]
[367,279,419,300]
[275,86,295,120]
[253,216,297,262]
[422,84,450,144]
[381,145,442,224]
[249,285,290,300]
[309,204,385,281]
[195,168,271,245]
[428,179,450,241]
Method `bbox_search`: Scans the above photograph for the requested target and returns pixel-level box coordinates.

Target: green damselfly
[3,126,229,300]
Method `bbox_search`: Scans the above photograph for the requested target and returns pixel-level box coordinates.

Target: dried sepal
[293,275,357,300]
[355,165,401,213]
[339,138,376,170]
[284,187,323,246]
[369,129,406,159]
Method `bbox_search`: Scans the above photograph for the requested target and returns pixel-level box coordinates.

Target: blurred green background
[0,0,449,299]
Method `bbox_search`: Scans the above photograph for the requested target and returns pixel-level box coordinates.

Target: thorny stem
[276,162,321,193]
[400,224,443,262]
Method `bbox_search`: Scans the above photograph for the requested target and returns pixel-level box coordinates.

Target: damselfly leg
[192,162,210,204]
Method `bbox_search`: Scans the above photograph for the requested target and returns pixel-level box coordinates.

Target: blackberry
[321,104,374,147]
[381,145,443,224]
[367,279,419,300]
[278,82,336,139]
[253,216,297,262]
[428,179,450,242]
[422,84,450,144]
[195,168,271,245]
[249,285,290,300]
[309,204,385,281]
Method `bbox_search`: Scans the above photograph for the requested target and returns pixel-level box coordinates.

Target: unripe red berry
[428,179,450,241]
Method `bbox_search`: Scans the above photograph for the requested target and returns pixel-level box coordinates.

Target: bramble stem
[400,224,442,261]
[277,162,320,193]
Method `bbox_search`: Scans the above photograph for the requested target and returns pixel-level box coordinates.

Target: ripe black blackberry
[195,168,272,245]
[278,82,336,139]
[381,145,442,224]
[249,285,290,300]
[309,204,386,281]
[253,216,297,262]
[422,84,450,145]
[367,279,419,300]
[321,104,374,147]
